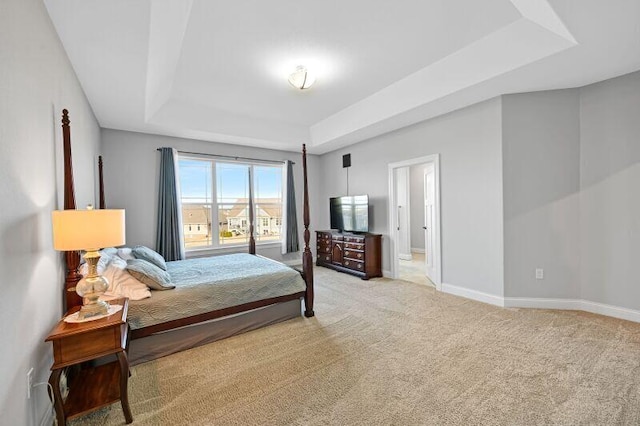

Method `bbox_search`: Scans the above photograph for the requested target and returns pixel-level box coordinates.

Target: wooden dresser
[316,230,382,280]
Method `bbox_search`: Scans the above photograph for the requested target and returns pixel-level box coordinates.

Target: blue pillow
[126,259,174,290]
[132,246,167,271]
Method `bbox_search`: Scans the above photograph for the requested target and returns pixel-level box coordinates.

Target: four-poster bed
[60,109,315,363]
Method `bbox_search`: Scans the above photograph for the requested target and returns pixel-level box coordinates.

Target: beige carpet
[72,268,640,425]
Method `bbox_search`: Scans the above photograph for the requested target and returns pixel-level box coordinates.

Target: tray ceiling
[45,0,640,153]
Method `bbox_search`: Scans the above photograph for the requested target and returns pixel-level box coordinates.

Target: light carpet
[71,268,640,425]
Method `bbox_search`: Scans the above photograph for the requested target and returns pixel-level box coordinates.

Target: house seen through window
[178,157,284,250]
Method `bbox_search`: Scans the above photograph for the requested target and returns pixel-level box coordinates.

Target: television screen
[330,195,369,232]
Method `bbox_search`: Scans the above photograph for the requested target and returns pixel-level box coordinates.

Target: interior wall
[502,90,581,299]
[579,70,640,311]
[0,0,100,424]
[100,129,322,263]
[319,98,504,297]
[409,163,430,251]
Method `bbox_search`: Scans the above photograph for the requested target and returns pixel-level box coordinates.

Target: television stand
[316,231,382,280]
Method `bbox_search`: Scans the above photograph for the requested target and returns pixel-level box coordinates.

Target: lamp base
[77,300,109,320]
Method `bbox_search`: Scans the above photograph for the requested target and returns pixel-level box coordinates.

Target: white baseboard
[504,297,640,323]
[398,253,412,261]
[580,300,640,323]
[503,297,581,310]
[411,248,425,254]
[439,287,640,323]
[441,283,504,307]
[382,269,392,278]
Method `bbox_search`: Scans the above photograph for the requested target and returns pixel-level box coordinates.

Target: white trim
[581,300,640,323]
[388,154,442,290]
[388,273,640,323]
[411,247,425,254]
[185,241,281,258]
[505,297,640,323]
[503,297,580,310]
[382,269,393,278]
[398,253,412,261]
[441,283,505,307]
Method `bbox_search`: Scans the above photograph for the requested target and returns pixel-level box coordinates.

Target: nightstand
[45,298,132,425]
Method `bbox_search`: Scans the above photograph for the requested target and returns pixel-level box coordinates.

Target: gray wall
[100,129,322,263]
[0,0,100,424]
[319,98,505,296]
[502,90,581,299]
[409,163,429,251]
[579,71,640,310]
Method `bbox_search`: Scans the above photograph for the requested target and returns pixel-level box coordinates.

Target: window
[178,157,284,250]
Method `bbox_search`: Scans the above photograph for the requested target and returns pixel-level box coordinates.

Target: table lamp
[52,207,126,319]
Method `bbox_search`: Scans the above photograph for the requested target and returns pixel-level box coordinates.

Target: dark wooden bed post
[302,144,315,317]
[248,167,256,254]
[61,109,83,310]
[98,155,105,209]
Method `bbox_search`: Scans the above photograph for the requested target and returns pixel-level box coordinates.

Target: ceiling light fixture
[288,65,315,90]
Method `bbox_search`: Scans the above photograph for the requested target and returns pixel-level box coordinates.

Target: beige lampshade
[52,209,126,251]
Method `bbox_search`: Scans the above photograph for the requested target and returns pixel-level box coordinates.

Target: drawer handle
[357,263,362,269]
[345,261,350,266]
[357,253,362,259]
[345,251,350,256]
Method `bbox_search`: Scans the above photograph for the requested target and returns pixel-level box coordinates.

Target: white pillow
[80,255,151,301]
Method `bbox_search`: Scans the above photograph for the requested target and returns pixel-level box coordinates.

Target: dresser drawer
[343,236,364,243]
[343,249,364,261]
[317,254,332,263]
[343,258,364,271]
[317,244,332,254]
[344,242,364,250]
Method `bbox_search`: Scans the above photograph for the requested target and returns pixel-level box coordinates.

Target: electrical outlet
[535,268,544,280]
[27,368,33,399]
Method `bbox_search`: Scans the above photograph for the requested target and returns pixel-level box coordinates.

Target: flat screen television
[330,195,369,233]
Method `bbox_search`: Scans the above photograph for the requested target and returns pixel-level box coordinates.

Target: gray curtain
[285,160,299,253]
[156,147,185,261]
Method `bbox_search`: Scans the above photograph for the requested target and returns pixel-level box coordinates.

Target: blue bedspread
[127,253,306,329]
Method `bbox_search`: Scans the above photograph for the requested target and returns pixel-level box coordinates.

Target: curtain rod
[156,148,295,165]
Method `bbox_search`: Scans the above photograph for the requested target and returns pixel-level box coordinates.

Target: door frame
[423,165,435,279]
[388,154,442,289]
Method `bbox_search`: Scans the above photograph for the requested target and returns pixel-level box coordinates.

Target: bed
[59,109,315,364]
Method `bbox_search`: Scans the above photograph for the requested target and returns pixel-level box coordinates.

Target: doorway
[388,155,442,289]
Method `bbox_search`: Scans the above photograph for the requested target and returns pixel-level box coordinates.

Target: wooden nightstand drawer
[58,327,118,364]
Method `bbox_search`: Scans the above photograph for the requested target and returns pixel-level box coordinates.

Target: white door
[424,168,436,280]
[396,167,412,260]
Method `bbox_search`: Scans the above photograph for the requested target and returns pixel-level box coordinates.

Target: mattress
[127,253,306,330]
